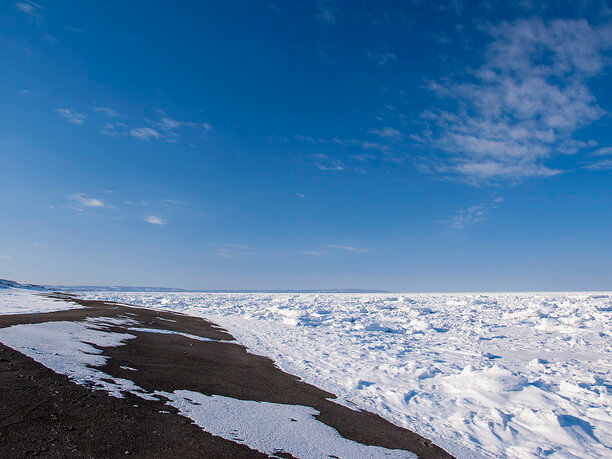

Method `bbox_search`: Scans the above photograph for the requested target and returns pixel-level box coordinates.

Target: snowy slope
[0,282,83,315]
[79,291,612,458]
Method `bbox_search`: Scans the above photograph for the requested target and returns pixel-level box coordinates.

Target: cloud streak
[130,127,161,141]
[70,193,105,208]
[15,1,41,18]
[365,50,397,66]
[444,197,504,230]
[314,153,344,171]
[94,107,121,118]
[326,244,366,252]
[217,244,253,258]
[56,108,86,125]
[144,215,166,225]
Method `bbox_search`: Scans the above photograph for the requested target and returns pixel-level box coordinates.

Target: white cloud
[583,159,612,171]
[217,244,252,258]
[369,127,402,139]
[326,244,366,252]
[70,193,105,208]
[158,117,183,131]
[144,215,166,225]
[94,107,121,118]
[422,19,611,183]
[295,134,327,144]
[56,108,86,124]
[297,193,305,199]
[0,254,11,259]
[130,127,161,140]
[444,197,504,230]
[314,154,344,171]
[20,89,33,96]
[301,250,325,256]
[216,248,233,258]
[16,1,40,17]
[593,147,612,156]
[126,116,212,142]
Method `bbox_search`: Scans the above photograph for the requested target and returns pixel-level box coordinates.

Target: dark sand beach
[0,293,451,458]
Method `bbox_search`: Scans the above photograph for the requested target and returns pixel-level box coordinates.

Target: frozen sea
[73,290,612,458]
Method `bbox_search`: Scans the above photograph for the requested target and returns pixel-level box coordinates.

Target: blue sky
[1,0,611,291]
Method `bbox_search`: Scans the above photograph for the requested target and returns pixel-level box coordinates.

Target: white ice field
[74,291,612,458]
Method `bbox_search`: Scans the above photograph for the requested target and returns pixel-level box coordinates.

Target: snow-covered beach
[78,290,612,458]
[0,284,446,458]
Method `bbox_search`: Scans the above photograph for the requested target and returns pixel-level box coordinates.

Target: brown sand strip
[0,293,452,458]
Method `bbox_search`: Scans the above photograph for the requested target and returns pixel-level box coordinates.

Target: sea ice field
[76,290,612,458]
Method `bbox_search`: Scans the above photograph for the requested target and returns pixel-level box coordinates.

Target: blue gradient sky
[1,1,611,290]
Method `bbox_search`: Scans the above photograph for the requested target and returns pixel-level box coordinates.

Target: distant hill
[0,279,47,291]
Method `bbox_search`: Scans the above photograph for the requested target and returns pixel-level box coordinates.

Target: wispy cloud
[158,117,184,131]
[100,121,128,136]
[365,50,397,66]
[94,107,121,118]
[125,198,186,207]
[144,215,166,225]
[128,116,211,142]
[70,193,105,208]
[297,134,391,152]
[297,193,305,199]
[0,254,11,259]
[592,147,612,156]
[130,127,161,141]
[16,1,41,18]
[216,248,233,258]
[43,32,57,44]
[316,0,336,25]
[301,250,325,256]
[217,244,253,258]
[56,108,86,125]
[443,197,504,230]
[420,19,610,183]
[583,159,612,171]
[314,153,344,171]
[326,244,366,252]
[224,244,251,250]
[369,127,402,139]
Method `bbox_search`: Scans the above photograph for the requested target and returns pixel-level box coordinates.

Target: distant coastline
[46,285,390,294]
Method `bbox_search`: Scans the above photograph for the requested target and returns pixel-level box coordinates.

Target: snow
[0,310,414,458]
[0,286,83,315]
[78,291,612,458]
[166,391,413,458]
[0,318,156,399]
[126,327,226,343]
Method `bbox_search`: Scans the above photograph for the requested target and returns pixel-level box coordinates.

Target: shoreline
[0,292,451,458]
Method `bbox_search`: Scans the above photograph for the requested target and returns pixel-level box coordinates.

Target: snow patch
[0,288,83,315]
[166,391,415,458]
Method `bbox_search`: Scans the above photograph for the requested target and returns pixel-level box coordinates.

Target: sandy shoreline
[0,293,451,458]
